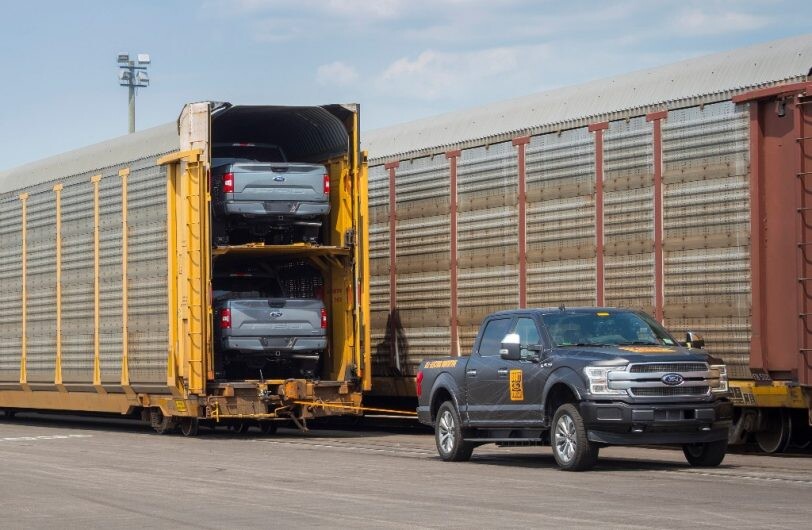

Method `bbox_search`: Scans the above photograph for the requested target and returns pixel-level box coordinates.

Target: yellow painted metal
[91,175,102,387]
[18,193,28,386]
[293,400,416,416]
[165,163,179,387]
[729,379,809,409]
[0,389,136,414]
[358,150,371,391]
[212,244,351,257]
[158,149,208,396]
[53,184,63,386]
[119,168,130,387]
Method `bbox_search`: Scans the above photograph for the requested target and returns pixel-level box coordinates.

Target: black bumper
[579,399,733,445]
[416,406,432,426]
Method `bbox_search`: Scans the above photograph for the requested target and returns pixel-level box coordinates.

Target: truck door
[501,316,546,426]
[464,317,513,425]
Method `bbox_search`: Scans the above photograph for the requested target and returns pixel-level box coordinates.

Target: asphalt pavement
[0,414,809,529]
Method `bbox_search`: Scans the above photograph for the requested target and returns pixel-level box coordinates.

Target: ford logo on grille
[662,373,684,386]
[270,311,283,318]
[273,176,286,182]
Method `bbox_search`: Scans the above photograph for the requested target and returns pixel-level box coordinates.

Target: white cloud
[316,61,359,86]
[377,45,548,101]
[674,8,769,35]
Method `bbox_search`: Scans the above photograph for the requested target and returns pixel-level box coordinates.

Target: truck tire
[682,439,727,467]
[435,401,474,462]
[551,403,599,471]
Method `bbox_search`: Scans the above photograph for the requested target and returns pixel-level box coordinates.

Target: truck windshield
[213,276,284,301]
[212,143,286,163]
[542,311,677,347]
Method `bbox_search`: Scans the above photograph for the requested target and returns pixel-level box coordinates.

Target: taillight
[320,307,328,329]
[323,173,330,195]
[220,308,231,329]
[223,172,234,193]
[416,371,423,398]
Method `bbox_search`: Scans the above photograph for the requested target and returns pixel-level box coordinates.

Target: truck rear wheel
[551,403,599,471]
[435,401,474,462]
[682,439,727,467]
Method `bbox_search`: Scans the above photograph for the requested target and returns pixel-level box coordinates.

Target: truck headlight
[583,366,628,396]
[709,364,728,394]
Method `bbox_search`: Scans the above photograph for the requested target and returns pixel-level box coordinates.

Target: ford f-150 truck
[417,308,733,471]
[213,273,327,380]
[211,142,330,245]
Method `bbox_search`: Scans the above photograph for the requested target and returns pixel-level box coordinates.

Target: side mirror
[500,333,522,361]
[685,331,705,349]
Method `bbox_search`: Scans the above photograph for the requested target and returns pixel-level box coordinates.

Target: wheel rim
[685,443,704,458]
[438,410,455,454]
[554,413,577,463]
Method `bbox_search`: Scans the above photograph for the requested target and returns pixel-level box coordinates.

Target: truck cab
[417,308,733,471]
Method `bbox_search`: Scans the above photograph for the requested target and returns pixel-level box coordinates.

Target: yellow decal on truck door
[509,370,524,401]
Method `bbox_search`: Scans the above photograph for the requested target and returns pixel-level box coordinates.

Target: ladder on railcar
[796,93,812,381]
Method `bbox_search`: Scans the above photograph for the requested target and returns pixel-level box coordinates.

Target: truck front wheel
[552,403,599,471]
[435,401,474,462]
[682,440,727,467]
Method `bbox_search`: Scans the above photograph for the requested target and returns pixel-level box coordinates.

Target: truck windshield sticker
[619,346,675,354]
[509,369,524,401]
[424,360,458,369]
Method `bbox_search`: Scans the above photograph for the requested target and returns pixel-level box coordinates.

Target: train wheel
[754,409,791,454]
[259,422,278,435]
[150,408,177,435]
[179,418,199,437]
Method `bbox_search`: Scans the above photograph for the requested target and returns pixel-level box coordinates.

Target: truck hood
[551,344,720,365]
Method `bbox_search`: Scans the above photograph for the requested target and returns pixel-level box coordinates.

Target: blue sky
[1,0,810,170]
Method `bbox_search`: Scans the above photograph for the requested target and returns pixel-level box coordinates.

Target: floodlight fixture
[117,52,151,133]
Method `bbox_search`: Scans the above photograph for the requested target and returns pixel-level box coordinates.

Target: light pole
[117,53,150,133]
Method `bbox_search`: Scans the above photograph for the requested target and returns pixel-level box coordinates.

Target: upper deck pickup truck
[417,307,733,471]
[211,142,330,245]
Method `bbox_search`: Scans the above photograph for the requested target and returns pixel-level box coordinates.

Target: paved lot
[0,414,809,529]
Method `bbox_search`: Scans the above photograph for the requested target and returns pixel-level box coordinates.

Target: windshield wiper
[558,342,612,348]
[616,341,660,346]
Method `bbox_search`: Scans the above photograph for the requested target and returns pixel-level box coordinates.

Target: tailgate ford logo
[269,311,283,318]
[273,176,286,182]
[662,373,684,386]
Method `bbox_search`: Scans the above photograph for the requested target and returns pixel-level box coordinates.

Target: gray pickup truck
[213,273,327,380]
[417,307,733,471]
[211,143,330,246]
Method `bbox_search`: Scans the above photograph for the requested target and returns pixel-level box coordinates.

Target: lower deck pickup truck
[416,308,733,471]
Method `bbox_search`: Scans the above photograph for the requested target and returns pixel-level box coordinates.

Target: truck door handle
[466,369,477,377]
[497,368,509,376]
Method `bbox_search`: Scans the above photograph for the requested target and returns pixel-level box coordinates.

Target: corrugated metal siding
[525,127,596,307]
[457,141,518,353]
[0,154,170,387]
[25,187,58,382]
[0,197,22,382]
[368,164,390,376]
[126,160,169,384]
[662,101,751,378]
[604,117,655,313]
[396,156,451,375]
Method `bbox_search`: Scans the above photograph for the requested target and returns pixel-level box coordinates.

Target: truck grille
[631,386,710,397]
[608,362,719,398]
[629,363,707,373]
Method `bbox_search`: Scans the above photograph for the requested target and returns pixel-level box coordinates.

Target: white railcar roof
[364,34,812,164]
[0,122,178,196]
